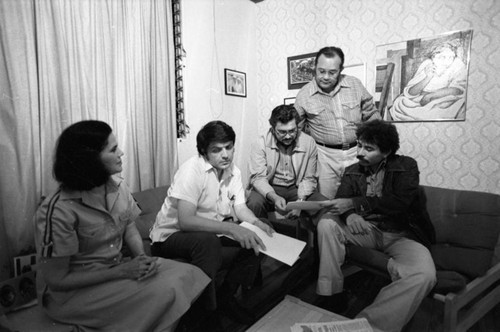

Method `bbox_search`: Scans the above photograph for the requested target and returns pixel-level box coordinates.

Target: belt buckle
[342,142,350,150]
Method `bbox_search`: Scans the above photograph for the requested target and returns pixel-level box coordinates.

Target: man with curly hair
[315,120,436,332]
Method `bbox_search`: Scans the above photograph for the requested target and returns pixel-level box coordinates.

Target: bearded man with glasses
[247,104,321,221]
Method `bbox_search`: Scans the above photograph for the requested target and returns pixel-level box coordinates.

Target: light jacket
[248,129,318,199]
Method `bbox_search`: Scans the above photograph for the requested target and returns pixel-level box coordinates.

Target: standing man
[295,46,381,199]
[315,120,436,332]
[149,121,273,326]
[247,104,318,220]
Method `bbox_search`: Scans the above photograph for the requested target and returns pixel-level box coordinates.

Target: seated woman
[389,41,467,121]
[34,120,209,331]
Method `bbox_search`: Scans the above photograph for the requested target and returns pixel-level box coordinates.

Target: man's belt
[315,141,357,150]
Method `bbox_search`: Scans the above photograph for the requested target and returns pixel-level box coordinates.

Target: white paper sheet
[238,221,306,266]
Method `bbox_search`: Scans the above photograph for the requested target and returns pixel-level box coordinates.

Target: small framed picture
[287,52,316,89]
[224,69,247,97]
[284,97,296,105]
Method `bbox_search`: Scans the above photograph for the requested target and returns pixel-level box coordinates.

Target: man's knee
[246,190,268,217]
[317,215,342,235]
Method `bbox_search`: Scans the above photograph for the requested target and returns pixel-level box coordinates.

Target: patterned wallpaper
[255,0,500,194]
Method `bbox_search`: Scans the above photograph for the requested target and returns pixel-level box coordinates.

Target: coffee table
[246,295,347,332]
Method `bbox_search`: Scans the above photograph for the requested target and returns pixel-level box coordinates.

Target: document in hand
[285,200,331,211]
[239,221,306,266]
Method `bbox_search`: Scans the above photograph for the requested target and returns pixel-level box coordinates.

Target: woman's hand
[117,255,159,281]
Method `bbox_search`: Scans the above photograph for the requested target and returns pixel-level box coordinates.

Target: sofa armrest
[433,262,500,332]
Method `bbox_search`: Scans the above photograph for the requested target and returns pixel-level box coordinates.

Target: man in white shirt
[150,121,273,326]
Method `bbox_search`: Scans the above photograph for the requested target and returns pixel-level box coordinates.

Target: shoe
[204,312,225,332]
[315,292,349,313]
[217,295,255,325]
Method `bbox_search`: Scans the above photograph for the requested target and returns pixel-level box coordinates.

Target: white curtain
[0,0,177,280]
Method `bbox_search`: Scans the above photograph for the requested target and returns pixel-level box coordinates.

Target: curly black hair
[268,104,300,128]
[356,120,400,156]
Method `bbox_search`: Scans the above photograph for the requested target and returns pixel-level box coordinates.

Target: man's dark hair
[196,121,236,156]
[268,104,300,128]
[315,46,345,69]
[356,120,400,156]
[53,120,113,190]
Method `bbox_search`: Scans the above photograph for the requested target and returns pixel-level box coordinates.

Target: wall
[255,0,500,194]
[180,0,258,185]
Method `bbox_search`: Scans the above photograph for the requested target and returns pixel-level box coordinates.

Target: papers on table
[290,317,373,332]
[238,221,306,266]
[285,200,331,211]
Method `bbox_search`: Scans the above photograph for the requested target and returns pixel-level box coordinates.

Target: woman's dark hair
[356,120,400,156]
[196,121,235,156]
[315,46,345,70]
[268,104,300,128]
[53,120,113,190]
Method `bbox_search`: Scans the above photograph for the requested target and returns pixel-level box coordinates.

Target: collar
[201,155,234,181]
[360,158,387,176]
[346,155,406,176]
[58,175,122,200]
[308,75,351,97]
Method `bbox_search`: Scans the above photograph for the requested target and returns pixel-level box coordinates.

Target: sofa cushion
[424,186,500,250]
[431,244,492,279]
[434,270,468,293]
[132,186,169,239]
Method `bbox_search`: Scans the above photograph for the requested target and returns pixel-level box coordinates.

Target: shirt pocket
[341,101,360,113]
[77,223,106,253]
[304,105,325,116]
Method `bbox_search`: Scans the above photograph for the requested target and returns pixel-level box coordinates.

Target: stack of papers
[237,221,306,266]
[291,318,373,332]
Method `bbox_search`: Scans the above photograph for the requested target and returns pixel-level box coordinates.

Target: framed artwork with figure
[225,69,247,97]
[375,29,473,122]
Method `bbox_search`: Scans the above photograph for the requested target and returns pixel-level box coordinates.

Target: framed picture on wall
[343,63,366,86]
[287,52,316,89]
[284,97,296,105]
[375,29,473,122]
[224,69,247,97]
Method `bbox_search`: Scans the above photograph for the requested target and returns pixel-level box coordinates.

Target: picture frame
[284,97,296,105]
[375,29,473,122]
[343,63,366,86]
[287,52,316,89]
[224,68,247,97]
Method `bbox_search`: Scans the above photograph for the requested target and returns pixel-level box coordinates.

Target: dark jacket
[335,154,435,247]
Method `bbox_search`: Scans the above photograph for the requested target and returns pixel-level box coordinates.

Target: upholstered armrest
[434,262,500,303]
[132,186,169,239]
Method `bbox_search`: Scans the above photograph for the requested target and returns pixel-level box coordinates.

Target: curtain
[0,0,177,280]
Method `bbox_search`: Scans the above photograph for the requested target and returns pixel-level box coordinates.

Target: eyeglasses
[275,128,298,137]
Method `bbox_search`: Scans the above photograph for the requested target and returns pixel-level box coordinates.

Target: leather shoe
[217,295,255,325]
[315,292,349,313]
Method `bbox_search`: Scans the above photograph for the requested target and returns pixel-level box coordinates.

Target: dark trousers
[247,185,326,218]
[246,185,299,218]
[151,231,262,311]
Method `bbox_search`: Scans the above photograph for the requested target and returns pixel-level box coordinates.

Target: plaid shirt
[295,76,380,146]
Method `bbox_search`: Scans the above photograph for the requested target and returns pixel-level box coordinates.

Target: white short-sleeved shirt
[149,155,246,243]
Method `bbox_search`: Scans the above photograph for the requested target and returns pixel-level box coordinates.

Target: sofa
[345,185,500,332]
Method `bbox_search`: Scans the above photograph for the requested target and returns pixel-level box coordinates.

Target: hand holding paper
[237,222,306,266]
